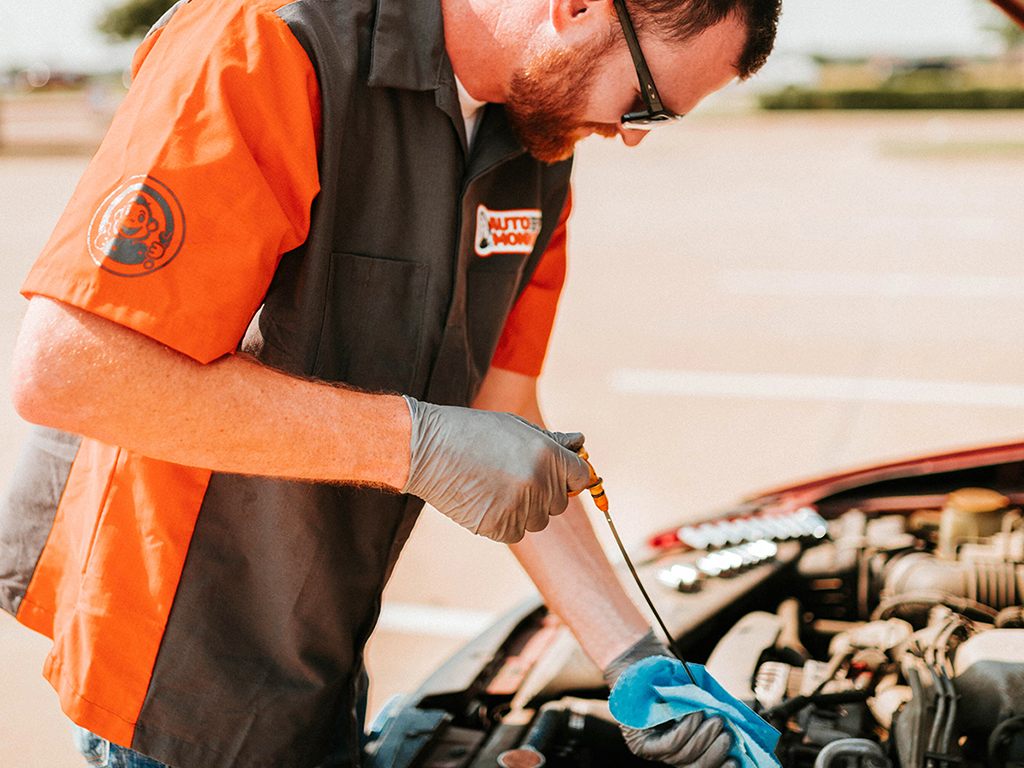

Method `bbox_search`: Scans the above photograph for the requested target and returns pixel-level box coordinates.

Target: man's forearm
[472,366,651,668]
[11,297,411,486]
[510,499,651,669]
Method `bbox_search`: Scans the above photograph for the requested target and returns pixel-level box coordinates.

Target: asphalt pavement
[1,91,1022,766]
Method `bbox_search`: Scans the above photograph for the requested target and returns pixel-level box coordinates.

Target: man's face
[505,11,749,164]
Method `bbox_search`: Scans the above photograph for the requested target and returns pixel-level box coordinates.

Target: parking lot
[1,91,1022,765]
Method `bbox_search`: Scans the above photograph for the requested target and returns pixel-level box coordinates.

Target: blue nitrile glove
[603,632,735,768]
[401,396,593,544]
[608,653,782,768]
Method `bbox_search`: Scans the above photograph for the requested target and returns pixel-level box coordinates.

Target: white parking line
[377,602,496,637]
[609,369,1024,409]
[716,270,1024,299]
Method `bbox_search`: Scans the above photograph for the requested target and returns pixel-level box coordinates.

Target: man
[1,0,778,765]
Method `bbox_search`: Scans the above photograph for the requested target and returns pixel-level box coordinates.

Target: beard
[504,38,619,165]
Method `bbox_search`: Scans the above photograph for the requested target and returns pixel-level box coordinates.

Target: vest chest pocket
[314,252,430,393]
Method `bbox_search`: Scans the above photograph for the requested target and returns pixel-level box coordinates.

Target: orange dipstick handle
[570,448,609,513]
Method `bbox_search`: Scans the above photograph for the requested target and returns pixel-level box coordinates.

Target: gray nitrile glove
[603,631,736,768]
[400,395,593,544]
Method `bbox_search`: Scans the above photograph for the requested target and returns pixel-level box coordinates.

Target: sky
[0,0,1007,75]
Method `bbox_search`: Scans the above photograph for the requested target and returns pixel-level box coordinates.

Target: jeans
[72,725,171,767]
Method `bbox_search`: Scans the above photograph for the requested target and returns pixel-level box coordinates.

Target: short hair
[625,0,781,79]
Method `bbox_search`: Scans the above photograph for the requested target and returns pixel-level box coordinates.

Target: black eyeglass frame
[611,0,685,128]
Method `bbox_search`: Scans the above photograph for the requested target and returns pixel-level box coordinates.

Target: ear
[550,0,615,36]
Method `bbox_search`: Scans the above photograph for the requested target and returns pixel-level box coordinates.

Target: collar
[367,0,524,163]
[368,0,450,92]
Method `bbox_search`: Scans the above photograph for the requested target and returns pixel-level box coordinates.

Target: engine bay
[365,457,1024,768]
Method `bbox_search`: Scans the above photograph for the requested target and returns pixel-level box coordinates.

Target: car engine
[365,478,1024,768]
[747,487,1024,768]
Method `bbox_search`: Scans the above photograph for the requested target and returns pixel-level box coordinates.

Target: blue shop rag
[608,657,782,768]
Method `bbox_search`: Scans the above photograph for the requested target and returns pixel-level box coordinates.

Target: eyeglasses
[612,0,685,129]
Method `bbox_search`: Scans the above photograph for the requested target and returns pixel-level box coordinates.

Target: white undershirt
[455,76,487,150]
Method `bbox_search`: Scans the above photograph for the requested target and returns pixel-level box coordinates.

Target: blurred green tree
[97,0,176,40]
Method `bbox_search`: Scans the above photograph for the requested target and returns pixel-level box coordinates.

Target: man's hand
[400,395,593,543]
[621,715,734,768]
[603,631,735,768]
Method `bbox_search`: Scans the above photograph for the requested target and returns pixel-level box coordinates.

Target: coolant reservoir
[938,488,1009,560]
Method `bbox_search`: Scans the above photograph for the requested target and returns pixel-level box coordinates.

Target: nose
[617,125,650,147]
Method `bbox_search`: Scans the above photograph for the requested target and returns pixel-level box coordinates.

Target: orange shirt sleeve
[490,189,571,377]
[21,0,321,364]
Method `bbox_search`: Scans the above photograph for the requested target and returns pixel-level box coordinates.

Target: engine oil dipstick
[575,449,698,686]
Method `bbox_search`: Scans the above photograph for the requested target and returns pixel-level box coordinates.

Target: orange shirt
[22,0,567,374]
[492,190,571,377]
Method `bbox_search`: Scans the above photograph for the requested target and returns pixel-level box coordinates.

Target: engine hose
[925,663,947,764]
[497,699,619,768]
[923,661,963,768]
[939,670,957,757]
[934,612,972,759]
[761,686,873,722]
[871,592,998,623]
[929,619,965,757]
[776,598,810,664]
[497,707,566,768]
[500,707,566,767]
